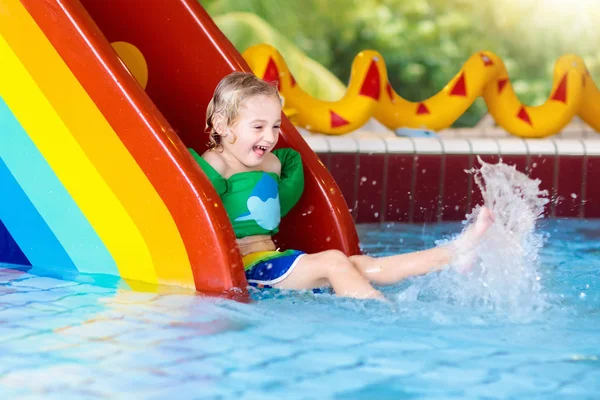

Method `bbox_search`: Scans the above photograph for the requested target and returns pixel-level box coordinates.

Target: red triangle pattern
[416,103,430,115]
[290,74,297,87]
[262,58,281,90]
[359,60,380,100]
[498,79,508,94]
[517,106,532,126]
[480,53,494,66]
[386,82,394,101]
[330,110,350,128]
[551,74,568,103]
[450,72,467,97]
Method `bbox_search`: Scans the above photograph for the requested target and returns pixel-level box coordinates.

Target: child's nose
[263,129,276,143]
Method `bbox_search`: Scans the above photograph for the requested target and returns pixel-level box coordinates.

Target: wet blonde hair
[206,72,281,150]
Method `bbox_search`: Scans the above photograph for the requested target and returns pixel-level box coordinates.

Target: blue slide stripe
[0,218,30,267]
[0,158,76,270]
[0,96,118,275]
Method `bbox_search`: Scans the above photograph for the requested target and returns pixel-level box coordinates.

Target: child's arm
[272,148,304,217]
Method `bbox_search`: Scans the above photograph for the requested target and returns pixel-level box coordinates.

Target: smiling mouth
[253,145,268,156]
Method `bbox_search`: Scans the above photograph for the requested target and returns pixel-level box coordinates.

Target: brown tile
[413,155,443,223]
[328,153,358,218]
[356,154,385,223]
[555,156,584,217]
[500,155,529,175]
[583,156,600,218]
[385,154,414,222]
[441,154,472,221]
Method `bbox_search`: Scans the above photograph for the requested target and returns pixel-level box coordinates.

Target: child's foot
[463,207,495,247]
[453,207,495,273]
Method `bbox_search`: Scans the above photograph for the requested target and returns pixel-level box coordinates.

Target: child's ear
[212,113,227,135]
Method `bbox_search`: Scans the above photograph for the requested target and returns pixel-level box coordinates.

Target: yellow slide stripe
[0,35,156,284]
[1,0,194,286]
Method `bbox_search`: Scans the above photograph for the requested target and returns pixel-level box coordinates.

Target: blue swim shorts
[242,249,306,288]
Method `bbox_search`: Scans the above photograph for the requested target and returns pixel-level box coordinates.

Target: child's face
[222,94,282,168]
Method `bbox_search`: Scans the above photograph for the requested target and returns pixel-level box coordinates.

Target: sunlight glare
[538,0,599,14]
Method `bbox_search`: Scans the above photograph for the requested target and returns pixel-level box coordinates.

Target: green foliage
[201,0,600,128]
[213,13,346,101]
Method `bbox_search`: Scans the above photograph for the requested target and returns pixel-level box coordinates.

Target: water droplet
[430,157,549,315]
[374,212,379,217]
[326,236,331,242]
[361,176,367,182]
[571,193,578,199]
[372,180,377,185]
[579,292,586,299]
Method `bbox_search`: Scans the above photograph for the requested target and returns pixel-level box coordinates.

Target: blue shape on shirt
[235,173,281,230]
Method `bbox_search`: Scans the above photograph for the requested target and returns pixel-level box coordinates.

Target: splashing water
[399,157,550,318]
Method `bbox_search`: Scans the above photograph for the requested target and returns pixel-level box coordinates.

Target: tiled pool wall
[306,136,600,223]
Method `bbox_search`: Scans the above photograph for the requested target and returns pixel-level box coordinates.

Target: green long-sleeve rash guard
[189,148,305,239]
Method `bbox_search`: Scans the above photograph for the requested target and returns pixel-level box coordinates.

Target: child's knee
[349,254,375,267]
[319,250,355,276]
[324,249,351,262]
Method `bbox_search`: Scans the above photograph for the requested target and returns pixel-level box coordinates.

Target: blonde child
[190,72,494,300]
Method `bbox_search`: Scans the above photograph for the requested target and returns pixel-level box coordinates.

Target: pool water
[0,219,599,399]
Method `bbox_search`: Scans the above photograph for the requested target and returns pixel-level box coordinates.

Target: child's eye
[253,126,263,130]
[273,126,280,130]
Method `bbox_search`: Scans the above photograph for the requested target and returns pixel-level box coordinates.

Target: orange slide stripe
[4,0,195,286]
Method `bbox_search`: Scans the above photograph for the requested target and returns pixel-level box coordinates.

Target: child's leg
[273,250,385,300]
[349,246,452,285]
[349,207,495,286]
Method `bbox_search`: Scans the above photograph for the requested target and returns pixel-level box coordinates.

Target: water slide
[0,0,358,294]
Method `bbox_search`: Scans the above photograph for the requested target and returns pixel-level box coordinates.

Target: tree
[200,0,600,127]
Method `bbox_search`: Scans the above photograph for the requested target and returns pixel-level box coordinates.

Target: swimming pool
[0,218,598,399]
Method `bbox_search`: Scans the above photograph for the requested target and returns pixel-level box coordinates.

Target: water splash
[399,157,550,319]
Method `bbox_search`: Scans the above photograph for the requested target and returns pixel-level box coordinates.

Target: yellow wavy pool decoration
[243,44,383,134]
[243,44,600,138]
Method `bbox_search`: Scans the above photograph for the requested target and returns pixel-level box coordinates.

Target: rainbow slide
[0,0,358,294]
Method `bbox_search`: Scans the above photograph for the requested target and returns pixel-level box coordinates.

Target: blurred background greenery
[200,0,600,127]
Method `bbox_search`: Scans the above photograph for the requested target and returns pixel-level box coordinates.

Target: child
[190,72,494,300]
